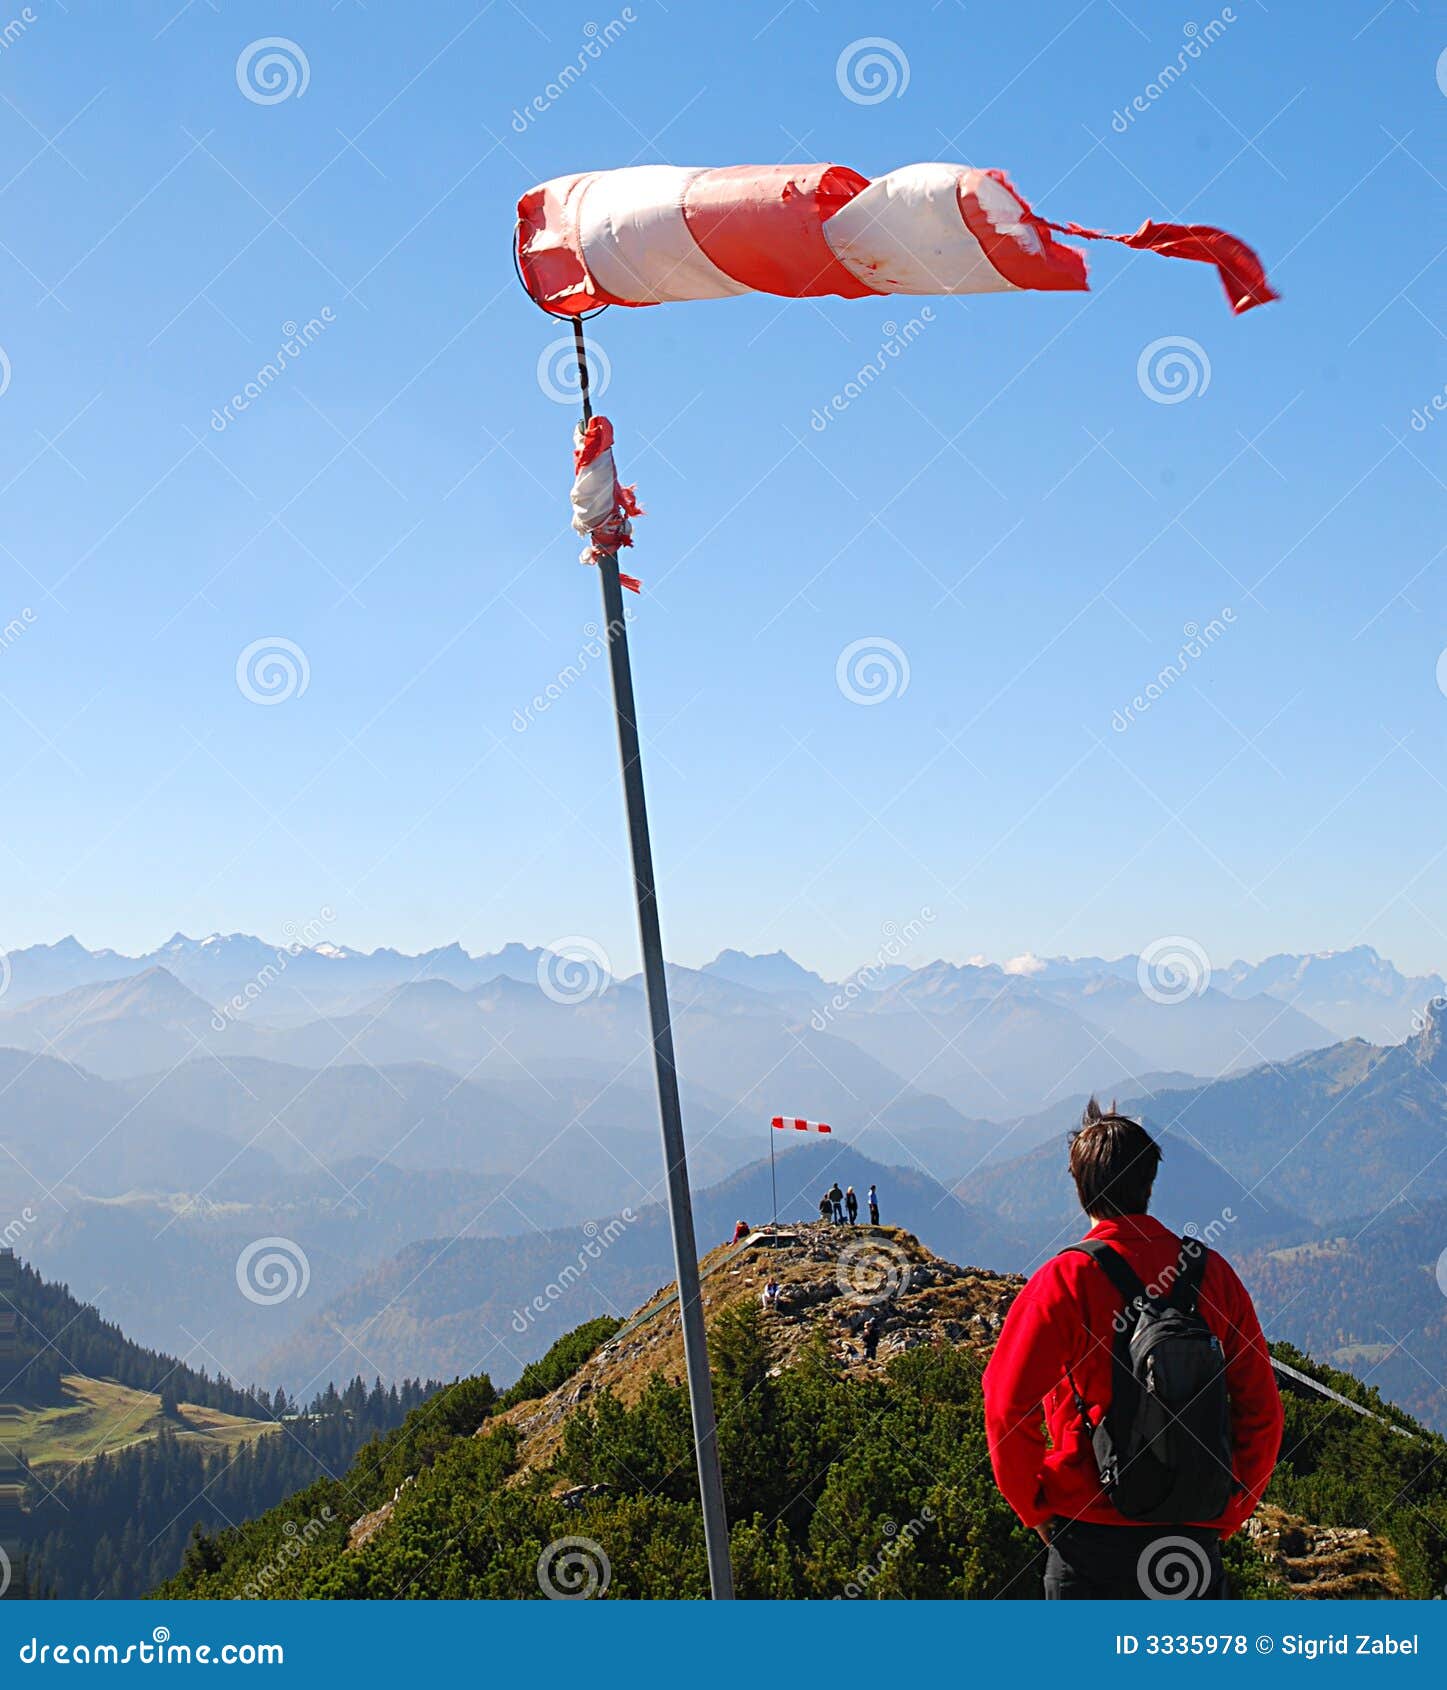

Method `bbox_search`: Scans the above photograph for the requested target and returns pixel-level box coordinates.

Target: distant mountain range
[1221,945,1446,1043]
[974,1000,1447,1227]
[4,932,1437,1121]
[3,930,1446,1419]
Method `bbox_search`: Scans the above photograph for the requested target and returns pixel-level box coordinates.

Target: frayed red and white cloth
[570,414,641,593]
[518,163,1277,319]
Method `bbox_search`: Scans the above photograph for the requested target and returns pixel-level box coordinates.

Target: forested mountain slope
[0,1250,443,1597]
[159,1227,1447,1601]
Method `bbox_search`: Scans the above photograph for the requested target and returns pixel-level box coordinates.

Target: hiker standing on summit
[828,1181,845,1224]
[867,1184,879,1225]
[845,1185,859,1224]
[982,1100,1282,1600]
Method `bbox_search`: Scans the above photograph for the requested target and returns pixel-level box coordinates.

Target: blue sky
[0,0,1442,983]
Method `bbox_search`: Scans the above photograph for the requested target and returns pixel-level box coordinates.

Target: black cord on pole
[572,317,592,424]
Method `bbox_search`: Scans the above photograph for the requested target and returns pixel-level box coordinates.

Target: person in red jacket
[982,1099,1283,1599]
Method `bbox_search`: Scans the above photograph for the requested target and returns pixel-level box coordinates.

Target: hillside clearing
[5,1374,277,1470]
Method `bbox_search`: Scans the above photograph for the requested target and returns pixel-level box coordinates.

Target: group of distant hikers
[981,1098,1283,1599]
[728,1182,880,1250]
[816,1181,878,1226]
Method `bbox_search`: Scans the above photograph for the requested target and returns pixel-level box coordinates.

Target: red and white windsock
[570,414,641,592]
[516,162,1276,319]
[772,1115,832,1134]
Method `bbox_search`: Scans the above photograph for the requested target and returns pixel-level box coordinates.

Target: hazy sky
[0,0,1442,982]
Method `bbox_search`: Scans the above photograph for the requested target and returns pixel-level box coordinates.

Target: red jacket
[981,1214,1282,1535]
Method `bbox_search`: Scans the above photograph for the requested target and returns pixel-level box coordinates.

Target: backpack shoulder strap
[1166,1237,1210,1313]
[1058,1242,1146,1451]
[1060,1240,1148,1308]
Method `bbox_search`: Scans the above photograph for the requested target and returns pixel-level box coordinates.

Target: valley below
[3,932,1446,1596]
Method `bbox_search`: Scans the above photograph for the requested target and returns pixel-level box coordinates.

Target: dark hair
[1068,1096,1162,1217]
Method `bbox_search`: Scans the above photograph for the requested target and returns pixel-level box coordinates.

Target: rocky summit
[500,1224,1021,1476]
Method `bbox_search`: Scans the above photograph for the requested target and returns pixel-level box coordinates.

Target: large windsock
[516,162,1277,319]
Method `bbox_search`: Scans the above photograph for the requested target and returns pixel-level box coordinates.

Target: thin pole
[570,316,735,1601]
[770,1124,777,1227]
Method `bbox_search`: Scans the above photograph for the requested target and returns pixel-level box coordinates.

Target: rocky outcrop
[493,1223,1021,1475]
[1242,1505,1403,1598]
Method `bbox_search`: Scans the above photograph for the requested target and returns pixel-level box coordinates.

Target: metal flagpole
[770,1121,777,1227]
[569,316,735,1601]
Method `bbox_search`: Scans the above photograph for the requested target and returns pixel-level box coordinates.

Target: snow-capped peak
[1003,952,1048,976]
